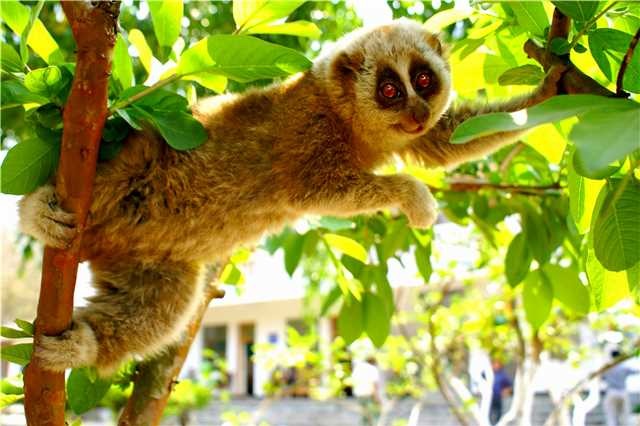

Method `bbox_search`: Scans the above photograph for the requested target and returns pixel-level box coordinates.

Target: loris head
[318,19,452,150]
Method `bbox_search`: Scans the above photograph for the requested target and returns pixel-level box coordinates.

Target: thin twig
[567,1,620,52]
[616,27,640,97]
[445,180,563,196]
[108,73,182,114]
[498,143,526,178]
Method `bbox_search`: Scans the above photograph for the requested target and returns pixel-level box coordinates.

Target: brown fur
[19,19,561,375]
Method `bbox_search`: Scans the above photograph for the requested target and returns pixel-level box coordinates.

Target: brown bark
[118,269,225,426]
[23,2,120,425]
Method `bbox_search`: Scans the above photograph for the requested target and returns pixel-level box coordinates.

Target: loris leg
[300,173,436,228]
[35,260,203,376]
[19,184,76,248]
[403,64,566,168]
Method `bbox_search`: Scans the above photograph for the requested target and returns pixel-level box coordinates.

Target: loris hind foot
[34,319,99,372]
[19,184,77,248]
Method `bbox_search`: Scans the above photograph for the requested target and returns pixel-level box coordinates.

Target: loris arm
[403,65,564,169]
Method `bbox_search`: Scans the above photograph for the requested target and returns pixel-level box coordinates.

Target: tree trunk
[23,2,119,425]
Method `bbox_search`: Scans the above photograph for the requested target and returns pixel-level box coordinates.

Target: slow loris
[19,19,562,375]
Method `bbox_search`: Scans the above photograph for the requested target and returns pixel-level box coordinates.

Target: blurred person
[352,356,383,426]
[603,349,639,426]
[489,359,513,425]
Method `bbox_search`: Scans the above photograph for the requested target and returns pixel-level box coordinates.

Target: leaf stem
[616,27,640,97]
[108,73,182,114]
[567,1,619,52]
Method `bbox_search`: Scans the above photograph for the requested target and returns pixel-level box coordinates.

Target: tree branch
[118,265,225,426]
[445,179,563,196]
[616,27,640,97]
[23,2,119,425]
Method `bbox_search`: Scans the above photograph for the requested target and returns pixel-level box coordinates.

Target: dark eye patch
[409,58,440,98]
[375,66,406,109]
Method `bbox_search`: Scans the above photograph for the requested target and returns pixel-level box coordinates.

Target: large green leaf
[363,292,390,348]
[552,1,600,21]
[1,138,60,195]
[1,44,24,73]
[505,233,532,286]
[593,178,640,271]
[523,270,553,330]
[567,151,605,233]
[128,105,206,151]
[324,233,368,263]
[498,64,545,86]
[67,368,112,415]
[112,34,134,92]
[0,0,63,64]
[337,298,363,345]
[585,246,630,310]
[0,343,33,366]
[148,0,183,48]
[1,81,48,106]
[543,264,590,315]
[523,206,550,264]
[508,2,549,36]
[176,35,311,83]
[233,0,305,32]
[247,21,321,38]
[128,29,155,75]
[588,28,640,93]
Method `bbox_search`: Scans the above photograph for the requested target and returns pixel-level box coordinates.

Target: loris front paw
[401,177,438,229]
[534,63,568,103]
[35,320,98,372]
[19,184,77,248]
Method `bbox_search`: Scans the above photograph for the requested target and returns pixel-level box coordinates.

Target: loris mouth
[395,123,425,135]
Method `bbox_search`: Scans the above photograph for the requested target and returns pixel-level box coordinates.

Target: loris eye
[416,72,431,88]
[381,83,400,99]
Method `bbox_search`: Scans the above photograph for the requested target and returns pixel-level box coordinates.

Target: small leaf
[0,327,32,339]
[552,1,600,22]
[1,44,24,73]
[423,7,474,32]
[283,232,305,276]
[128,29,155,75]
[498,64,545,86]
[523,271,553,329]
[0,394,24,409]
[24,66,63,98]
[1,80,48,106]
[523,206,550,264]
[337,298,363,345]
[112,34,134,92]
[0,343,33,366]
[415,244,432,282]
[363,292,390,348]
[67,368,112,415]
[1,138,60,195]
[14,319,34,336]
[508,2,549,36]
[247,21,322,38]
[549,37,571,55]
[593,179,640,271]
[148,0,183,48]
[315,216,355,232]
[505,233,532,286]
[320,286,341,316]
[567,154,605,233]
[324,233,368,263]
[233,0,306,33]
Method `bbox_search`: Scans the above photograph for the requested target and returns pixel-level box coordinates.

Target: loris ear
[331,50,365,80]
[424,33,449,58]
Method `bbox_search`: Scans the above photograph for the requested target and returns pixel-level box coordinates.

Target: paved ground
[3,393,638,425]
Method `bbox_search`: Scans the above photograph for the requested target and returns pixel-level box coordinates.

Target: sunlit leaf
[498,64,545,86]
[363,292,390,348]
[233,0,305,33]
[337,298,363,345]
[324,233,368,263]
[508,2,549,36]
[544,264,590,315]
[0,343,33,366]
[505,233,531,286]
[523,270,552,329]
[1,138,60,195]
[423,7,474,32]
[148,0,183,48]
[247,21,321,38]
[67,368,112,415]
[552,1,600,21]
[112,34,134,91]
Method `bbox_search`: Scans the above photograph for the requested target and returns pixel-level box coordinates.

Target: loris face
[323,19,452,151]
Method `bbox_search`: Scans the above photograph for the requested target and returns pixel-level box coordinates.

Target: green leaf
[543,264,590,315]
[552,1,600,21]
[363,292,390,348]
[0,81,48,106]
[220,263,243,285]
[324,233,368,263]
[67,368,112,415]
[233,0,306,33]
[572,148,622,180]
[549,37,571,55]
[567,154,605,233]
[498,64,545,86]
[0,327,31,339]
[415,244,432,282]
[148,0,183,48]
[20,0,44,63]
[247,21,321,38]
[337,298,363,345]
[593,178,640,271]
[505,233,532,286]
[523,206,550,264]
[588,28,640,93]
[423,7,474,32]
[177,35,312,83]
[128,29,155,75]
[15,319,34,336]
[320,286,342,316]
[316,216,355,232]
[112,34,134,92]
[586,245,630,310]
[1,138,60,195]
[508,2,549,36]
[341,255,364,278]
[0,394,24,409]
[1,376,24,395]
[523,271,553,329]
[24,66,63,98]
[452,95,635,144]
[0,343,33,366]
[1,44,24,73]
[283,232,305,276]
[0,0,64,64]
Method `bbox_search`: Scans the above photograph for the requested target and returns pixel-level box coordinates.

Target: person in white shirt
[352,357,383,425]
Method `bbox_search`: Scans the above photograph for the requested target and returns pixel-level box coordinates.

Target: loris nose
[411,103,430,124]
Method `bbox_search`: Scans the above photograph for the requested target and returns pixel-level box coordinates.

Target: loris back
[20,18,561,374]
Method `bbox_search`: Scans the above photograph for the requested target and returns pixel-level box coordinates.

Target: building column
[318,317,333,391]
[226,322,243,395]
